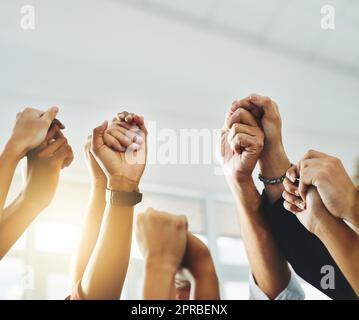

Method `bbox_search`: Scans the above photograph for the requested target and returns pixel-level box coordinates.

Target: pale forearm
[144,262,176,300]
[71,183,106,286]
[80,204,134,300]
[0,145,22,217]
[0,195,41,259]
[259,143,291,204]
[315,212,359,297]
[228,177,290,299]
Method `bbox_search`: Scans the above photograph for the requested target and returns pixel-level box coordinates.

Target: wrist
[145,257,178,276]
[92,178,107,189]
[107,175,139,192]
[259,143,291,179]
[2,140,24,163]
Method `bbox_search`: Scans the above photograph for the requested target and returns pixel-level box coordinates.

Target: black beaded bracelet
[258,163,294,185]
[258,173,286,185]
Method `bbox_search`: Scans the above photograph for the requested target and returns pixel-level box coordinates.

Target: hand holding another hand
[91,111,147,192]
[283,151,359,227]
[8,106,63,159]
[221,106,264,182]
[23,123,73,211]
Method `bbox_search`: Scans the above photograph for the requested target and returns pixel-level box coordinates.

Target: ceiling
[0,0,358,192]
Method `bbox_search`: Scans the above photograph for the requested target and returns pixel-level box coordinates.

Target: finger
[283,201,302,214]
[54,144,72,163]
[38,137,68,157]
[117,111,129,121]
[41,106,59,125]
[230,133,258,154]
[63,145,74,168]
[125,113,134,123]
[249,94,274,112]
[230,98,264,119]
[226,107,258,129]
[92,121,108,151]
[52,118,65,129]
[286,165,299,183]
[283,177,300,196]
[105,128,133,147]
[282,191,305,210]
[298,179,309,204]
[103,132,126,152]
[107,125,142,144]
[227,123,262,145]
[127,142,142,152]
[45,123,61,143]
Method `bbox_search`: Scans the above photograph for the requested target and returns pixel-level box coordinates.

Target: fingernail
[296,202,305,210]
[295,189,300,197]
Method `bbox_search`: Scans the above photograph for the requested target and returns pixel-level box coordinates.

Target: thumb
[92,121,108,151]
[42,106,59,124]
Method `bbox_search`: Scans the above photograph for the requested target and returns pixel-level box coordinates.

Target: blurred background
[0,0,358,300]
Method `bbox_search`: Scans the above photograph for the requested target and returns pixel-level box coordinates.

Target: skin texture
[284,151,359,228]
[72,112,148,300]
[221,97,291,299]
[229,95,291,203]
[136,209,188,300]
[0,118,73,259]
[182,233,220,300]
[0,107,60,220]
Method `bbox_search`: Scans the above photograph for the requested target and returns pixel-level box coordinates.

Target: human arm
[78,114,147,300]
[0,106,60,219]
[136,209,188,300]
[231,95,291,203]
[283,185,359,297]
[182,233,220,300]
[0,125,72,259]
[221,105,291,299]
[286,151,359,228]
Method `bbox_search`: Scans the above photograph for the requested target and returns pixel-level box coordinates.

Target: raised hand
[22,124,73,211]
[7,106,63,159]
[91,112,147,192]
[136,208,188,270]
[221,106,264,181]
[284,151,359,227]
[84,135,107,186]
[228,95,291,201]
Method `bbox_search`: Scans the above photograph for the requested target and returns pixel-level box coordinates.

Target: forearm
[259,143,291,203]
[80,203,134,300]
[227,177,290,299]
[144,262,177,300]
[192,258,220,300]
[71,182,106,286]
[0,145,22,217]
[0,195,41,259]
[315,212,359,297]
